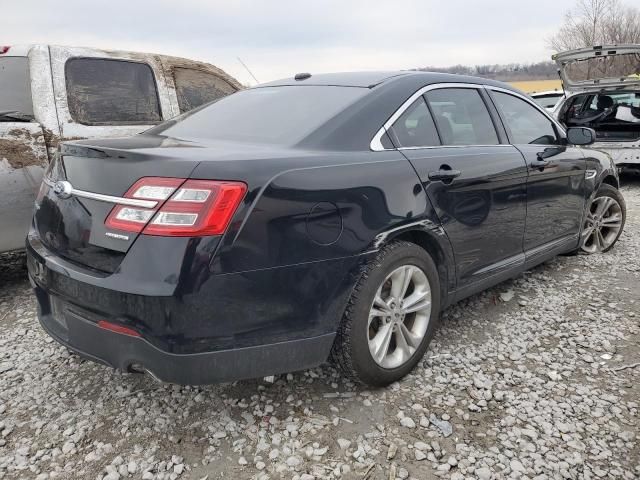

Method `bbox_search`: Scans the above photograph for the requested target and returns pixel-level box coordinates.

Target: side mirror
[567,127,596,146]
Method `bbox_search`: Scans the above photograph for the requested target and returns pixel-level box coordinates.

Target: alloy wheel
[582,195,623,253]
[367,264,432,369]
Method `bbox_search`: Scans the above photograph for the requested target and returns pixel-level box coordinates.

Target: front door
[487,89,587,258]
[387,86,528,290]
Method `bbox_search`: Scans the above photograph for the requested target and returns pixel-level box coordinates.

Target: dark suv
[27,71,625,387]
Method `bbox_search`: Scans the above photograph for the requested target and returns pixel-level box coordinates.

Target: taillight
[0,46,10,54]
[105,177,247,237]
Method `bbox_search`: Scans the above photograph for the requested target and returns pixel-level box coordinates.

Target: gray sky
[4,0,574,85]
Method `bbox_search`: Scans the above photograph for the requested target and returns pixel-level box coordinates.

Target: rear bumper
[26,226,364,384]
[34,286,335,384]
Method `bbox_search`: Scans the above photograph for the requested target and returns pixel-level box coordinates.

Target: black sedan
[27,71,625,387]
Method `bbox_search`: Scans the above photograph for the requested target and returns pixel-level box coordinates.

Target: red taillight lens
[0,46,10,54]
[97,320,141,337]
[105,177,247,237]
[105,177,184,233]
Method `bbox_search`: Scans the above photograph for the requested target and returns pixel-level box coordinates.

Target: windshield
[563,52,640,84]
[0,57,33,120]
[150,85,368,145]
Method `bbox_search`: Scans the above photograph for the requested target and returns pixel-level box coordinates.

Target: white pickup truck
[0,44,241,255]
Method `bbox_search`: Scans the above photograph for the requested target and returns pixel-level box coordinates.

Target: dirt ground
[0,178,639,480]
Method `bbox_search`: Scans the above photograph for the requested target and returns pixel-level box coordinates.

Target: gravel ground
[1,180,639,480]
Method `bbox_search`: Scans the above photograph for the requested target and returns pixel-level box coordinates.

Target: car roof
[259,71,522,92]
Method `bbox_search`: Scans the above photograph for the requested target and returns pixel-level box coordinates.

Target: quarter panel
[208,151,439,274]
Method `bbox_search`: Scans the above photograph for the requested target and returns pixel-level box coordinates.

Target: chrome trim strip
[42,177,158,209]
[396,144,513,151]
[370,82,484,151]
[370,82,569,152]
[71,190,158,208]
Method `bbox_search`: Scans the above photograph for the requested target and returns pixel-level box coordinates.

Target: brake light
[105,177,184,233]
[0,46,10,54]
[105,177,247,237]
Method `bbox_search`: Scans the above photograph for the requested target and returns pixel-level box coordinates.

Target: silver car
[551,44,640,172]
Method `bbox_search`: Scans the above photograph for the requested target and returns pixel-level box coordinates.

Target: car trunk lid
[554,44,640,91]
[34,136,201,273]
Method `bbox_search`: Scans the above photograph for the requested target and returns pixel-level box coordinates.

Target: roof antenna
[237,57,260,85]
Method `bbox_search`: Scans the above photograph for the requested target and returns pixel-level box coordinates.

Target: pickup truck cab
[0,44,241,255]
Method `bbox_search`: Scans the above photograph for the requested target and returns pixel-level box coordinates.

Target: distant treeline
[413,61,559,81]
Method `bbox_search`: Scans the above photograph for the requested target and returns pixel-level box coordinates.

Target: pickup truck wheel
[581,184,626,254]
[331,241,441,387]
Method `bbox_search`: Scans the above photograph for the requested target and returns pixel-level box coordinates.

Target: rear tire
[581,184,626,254]
[330,241,441,387]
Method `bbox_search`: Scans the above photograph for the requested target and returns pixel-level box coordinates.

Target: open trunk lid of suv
[554,44,640,91]
[554,45,640,165]
[34,137,201,273]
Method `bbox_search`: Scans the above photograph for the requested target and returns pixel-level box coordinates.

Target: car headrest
[597,95,614,110]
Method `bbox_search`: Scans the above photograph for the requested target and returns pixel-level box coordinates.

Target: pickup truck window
[65,58,161,125]
[0,57,34,120]
[173,67,236,113]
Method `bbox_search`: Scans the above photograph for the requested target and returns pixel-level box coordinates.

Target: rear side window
[491,91,558,145]
[425,88,499,146]
[65,58,161,125]
[0,57,33,118]
[173,68,237,113]
[389,98,439,148]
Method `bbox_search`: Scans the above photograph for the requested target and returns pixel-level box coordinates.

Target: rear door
[49,46,174,141]
[390,84,528,290]
[487,87,587,258]
[0,53,49,252]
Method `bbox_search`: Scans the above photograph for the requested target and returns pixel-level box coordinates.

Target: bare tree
[548,0,640,52]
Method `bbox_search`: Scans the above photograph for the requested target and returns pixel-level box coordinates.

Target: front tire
[330,241,441,387]
[581,184,626,254]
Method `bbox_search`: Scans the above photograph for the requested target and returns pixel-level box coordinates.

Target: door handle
[530,158,550,169]
[428,169,461,182]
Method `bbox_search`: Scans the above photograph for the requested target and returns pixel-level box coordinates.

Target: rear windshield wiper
[0,110,34,122]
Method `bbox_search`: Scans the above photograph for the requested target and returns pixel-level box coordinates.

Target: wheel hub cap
[581,195,623,254]
[367,264,432,369]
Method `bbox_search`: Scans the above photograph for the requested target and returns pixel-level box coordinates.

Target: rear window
[65,58,161,125]
[150,86,368,145]
[0,57,33,118]
[173,68,237,113]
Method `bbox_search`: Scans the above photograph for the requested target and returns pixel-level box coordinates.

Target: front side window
[425,88,499,146]
[173,68,237,113]
[388,97,439,148]
[491,91,558,145]
[0,57,33,121]
[65,58,161,125]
